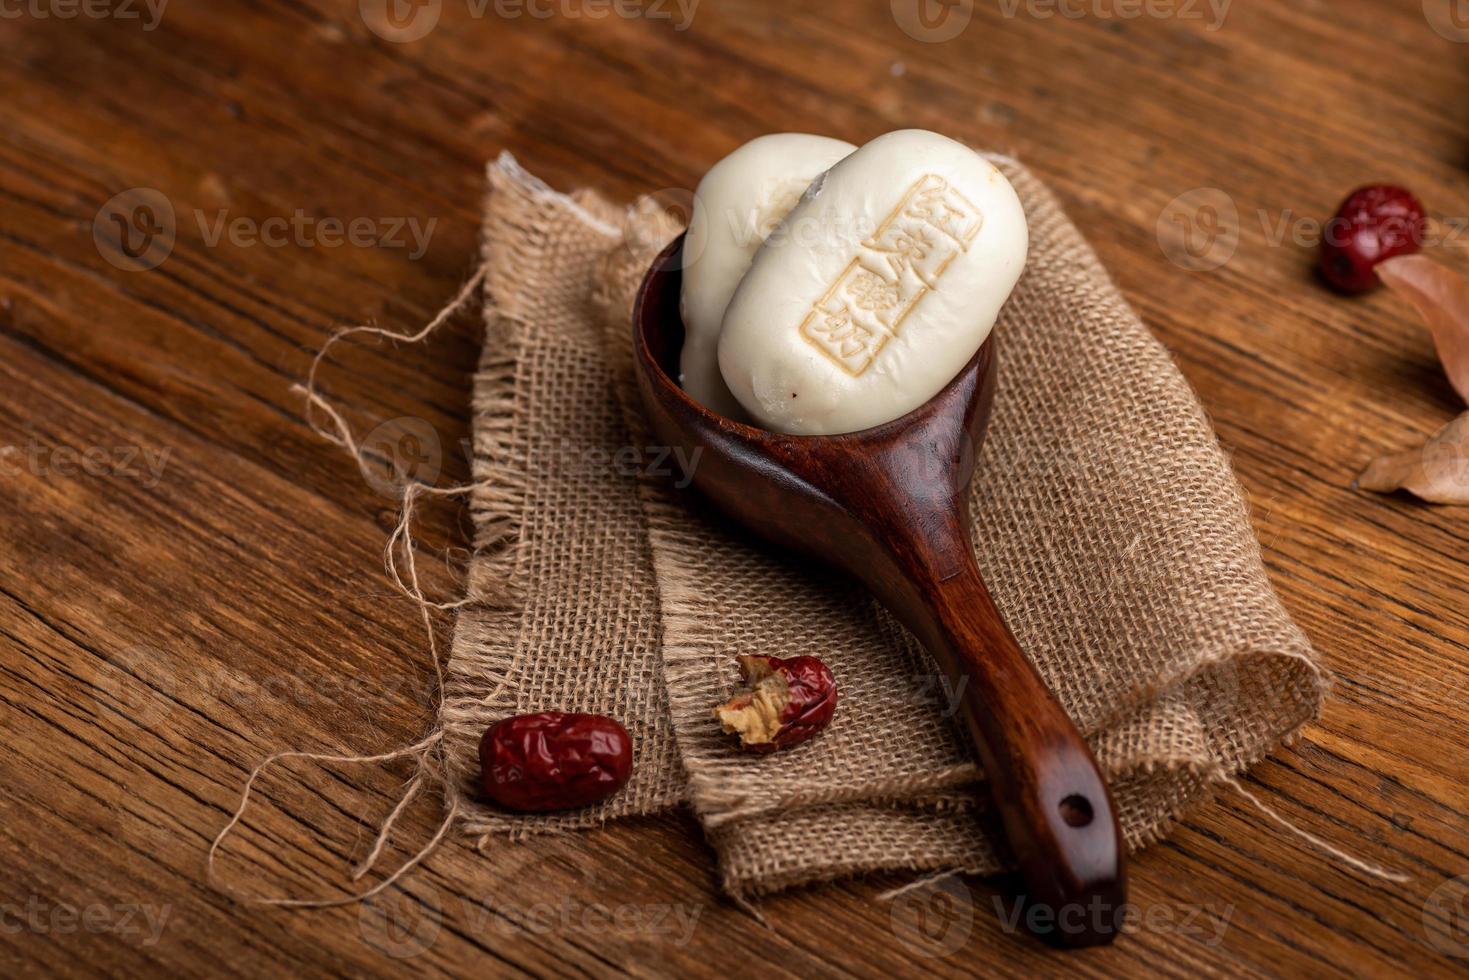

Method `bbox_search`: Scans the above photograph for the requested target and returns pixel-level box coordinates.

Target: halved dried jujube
[715,654,837,753]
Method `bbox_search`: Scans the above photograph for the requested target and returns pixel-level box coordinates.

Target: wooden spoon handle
[903,547,1126,947]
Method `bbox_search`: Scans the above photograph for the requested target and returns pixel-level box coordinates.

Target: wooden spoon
[632,235,1126,947]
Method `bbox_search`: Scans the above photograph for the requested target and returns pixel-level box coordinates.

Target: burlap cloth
[441,153,1324,899]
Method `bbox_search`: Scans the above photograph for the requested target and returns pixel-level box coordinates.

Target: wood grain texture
[0,1,1466,976]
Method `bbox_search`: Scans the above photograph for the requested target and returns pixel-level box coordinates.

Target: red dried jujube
[479,712,633,812]
[1320,184,1427,294]
[715,654,837,753]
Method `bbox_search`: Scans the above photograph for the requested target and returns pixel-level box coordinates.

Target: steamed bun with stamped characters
[679,129,1027,435]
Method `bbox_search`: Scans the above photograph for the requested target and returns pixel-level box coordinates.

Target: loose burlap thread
[437,153,1329,899]
[212,151,1385,907]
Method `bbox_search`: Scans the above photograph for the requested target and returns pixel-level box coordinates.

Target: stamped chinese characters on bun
[716,129,1028,435]
[678,133,856,421]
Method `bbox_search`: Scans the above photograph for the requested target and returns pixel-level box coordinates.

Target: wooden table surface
[3,1,1468,976]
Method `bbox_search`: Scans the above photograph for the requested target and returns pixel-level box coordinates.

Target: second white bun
[679,133,857,420]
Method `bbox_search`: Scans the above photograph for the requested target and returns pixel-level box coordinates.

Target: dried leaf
[1356,412,1469,504]
[1375,254,1469,404]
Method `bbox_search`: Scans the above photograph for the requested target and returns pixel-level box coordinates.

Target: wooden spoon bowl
[633,234,1126,947]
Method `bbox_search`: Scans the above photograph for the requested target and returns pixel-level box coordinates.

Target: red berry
[1320,185,1427,294]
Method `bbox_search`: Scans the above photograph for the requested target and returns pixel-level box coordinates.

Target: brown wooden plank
[1,0,1467,975]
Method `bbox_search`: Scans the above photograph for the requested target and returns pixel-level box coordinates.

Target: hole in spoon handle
[1059,794,1094,828]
